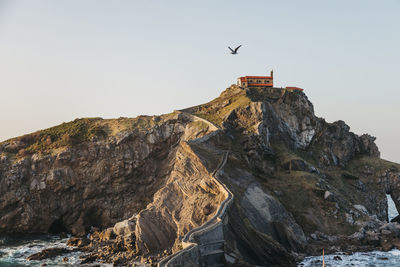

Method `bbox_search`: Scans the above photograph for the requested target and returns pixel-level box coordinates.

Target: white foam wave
[299,250,400,267]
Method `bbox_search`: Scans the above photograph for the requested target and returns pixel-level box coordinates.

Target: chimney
[270,69,274,78]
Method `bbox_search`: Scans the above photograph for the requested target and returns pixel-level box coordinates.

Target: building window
[257,80,261,83]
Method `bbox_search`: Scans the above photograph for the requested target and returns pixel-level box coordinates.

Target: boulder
[99,227,116,241]
[353,205,368,215]
[113,216,136,236]
[282,159,317,173]
[27,248,70,261]
[66,237,90,248]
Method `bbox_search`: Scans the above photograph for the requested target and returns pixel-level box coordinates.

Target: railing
[158,150,234,267]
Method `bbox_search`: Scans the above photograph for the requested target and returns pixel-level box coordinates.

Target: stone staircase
[158,150,233,267]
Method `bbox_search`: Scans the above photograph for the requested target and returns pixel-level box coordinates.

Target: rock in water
[27,248,70,261]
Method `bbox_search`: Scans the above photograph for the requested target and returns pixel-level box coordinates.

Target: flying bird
[228,45,242,54]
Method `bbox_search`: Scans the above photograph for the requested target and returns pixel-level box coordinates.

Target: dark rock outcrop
[27,247,71,261]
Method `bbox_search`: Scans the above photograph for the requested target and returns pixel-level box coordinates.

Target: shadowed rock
[27,247,71,261]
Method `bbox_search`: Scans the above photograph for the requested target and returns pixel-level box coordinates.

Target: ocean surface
[0,234,114,266]
[0,195,398,266]
[299,194,400,267]
[0,234,83,266]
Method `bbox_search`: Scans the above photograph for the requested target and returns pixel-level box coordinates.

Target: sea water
[299,195,400,267]
[299,250,400,267]
[1,196,398,266]
[0,235,84,266]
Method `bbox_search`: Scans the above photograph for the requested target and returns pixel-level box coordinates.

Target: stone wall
[158,152,233,267]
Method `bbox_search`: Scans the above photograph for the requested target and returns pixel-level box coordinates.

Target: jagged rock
[282,159,317,173]
[240,183,306,251]
[27,247,70,261]
[360,134,380,158]
[98,227,116,241]
[113,217,136,236]
[66,237,90,248]
[324,191,333,200]
[0,115,216,236]
[134,142,224,255]
[345,213,354,225]
[365,231,380,246]
[391,215,400,223]
[379,222,400,237]
[353,205,368,215]
[1,85,399,266]
[310,233,317,240]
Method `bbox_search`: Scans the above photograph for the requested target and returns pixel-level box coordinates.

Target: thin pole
[322,249,325,267]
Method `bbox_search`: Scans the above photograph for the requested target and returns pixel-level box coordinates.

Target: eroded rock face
[0,114,219,237]
[240,183,306,251]
[1,137,170,235]
[258,88,319,150]
[1,85,399,266]
[135,141,225,255]
[312,120,380,167]
[180,85,398,264]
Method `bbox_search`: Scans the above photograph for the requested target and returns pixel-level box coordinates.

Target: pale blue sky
[0,0,399,162]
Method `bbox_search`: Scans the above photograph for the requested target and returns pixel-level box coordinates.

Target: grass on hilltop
[2,113,179,158]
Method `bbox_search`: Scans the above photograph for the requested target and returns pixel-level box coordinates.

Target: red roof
[239,76,273,80]
[244,76,273,79]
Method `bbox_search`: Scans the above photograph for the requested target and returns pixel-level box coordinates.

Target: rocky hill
[1,85,400,266]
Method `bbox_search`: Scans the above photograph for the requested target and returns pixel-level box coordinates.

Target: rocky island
[1,85,400,266]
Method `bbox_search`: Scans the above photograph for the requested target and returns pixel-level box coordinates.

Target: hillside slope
[1,85,400,266]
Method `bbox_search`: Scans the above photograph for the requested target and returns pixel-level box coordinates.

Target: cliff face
[180,86,393,265]
[0,85,399,266]
[0,114,225,242]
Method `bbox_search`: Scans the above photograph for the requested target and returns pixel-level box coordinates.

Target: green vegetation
[2,112,179,158]
[223,138,368,235]
[191,90,251,127]
[346,155,400,174]
[188,120,210,132]
[16,118,106,155]
[271,142,302,165]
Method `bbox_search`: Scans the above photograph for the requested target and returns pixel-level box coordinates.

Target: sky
[0,0,399,162]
